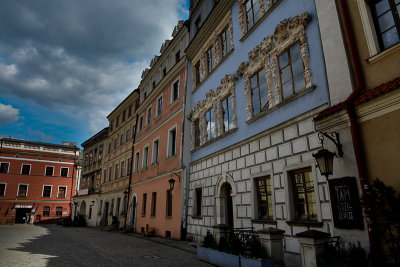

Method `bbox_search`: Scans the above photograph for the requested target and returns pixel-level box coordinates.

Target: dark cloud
[0,0,187,134]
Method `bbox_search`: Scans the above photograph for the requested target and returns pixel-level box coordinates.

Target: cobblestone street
[0,224,211,267]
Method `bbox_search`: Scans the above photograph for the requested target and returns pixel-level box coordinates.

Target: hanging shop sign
[15,205,33,209]
[328,177,364,229]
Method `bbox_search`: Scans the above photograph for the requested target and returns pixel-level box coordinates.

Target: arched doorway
[129,195,137,230]
[224,183,234,227]
[103,202,109,226]
[215,173,237,228]
[80,201,86,215]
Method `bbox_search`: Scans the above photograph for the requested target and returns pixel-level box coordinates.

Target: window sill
[166,155,177,161]
[150,215,156,218]
[192,215,202,220]
[252,219,276,225]
[166,216,172,219]
[192,127,238,152]
[141,214,146,217]
[286,220,322,227]
[151,162,159,168]
[246,85,315,125]
[192,49,234,94]
[368,42,400,63]
[169,99,180,108]
[239,0,283,42]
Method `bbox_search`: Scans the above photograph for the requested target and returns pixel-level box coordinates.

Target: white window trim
[250,170,276,221]
[42,185,53,198]
[170,78,180,104]
[0,162,10,174]
[152,137,160,165]
[138,115,144,131]
[146,106,152,125]
[156,95,163,117]
[20,164,32,175]
[60,167,69,177]
[357,0,380,57]
[283,161,322,223]
[45,165,55,176]
[142,145,149,169]
[166,125,178,159]
[0,182,7,196]
[57,185,67,198]
[134,151,140,173]
[17,183,29,197]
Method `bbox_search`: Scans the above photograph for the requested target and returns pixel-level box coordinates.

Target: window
[151,192,157,217]
[114,138,117,150]
[175,50,180,63]
[110,199,114,215]
[58,186,67,198]
[194,188,202,216]
[153,81,156,89]
[143,147,149,169]
[195,15,202,33]
[99,145,103,160]
[126,130,130,142]
[206,108,215,141]
[127,158,132,175]
[42,185,52,197]
[0,183,6,196]
[56,207,63,216]
[371,0,400,49]
[120,134,124,146]
[168,128,177,158]
[121,161,125,177]
[163,67,167,77]
[195,61,201,84]
[109,166,113,180]
[279,42,305,99]
[60,167,68,177]
[290,168,317,221]
[43,206,50,217]
[166,189,173,217]
[116,116,119,127]
[116,198,121,216]
[45,166,54,176]
[128,105,133,117]
[152,139,159,164]
[110,120,113,132]
[207,47,214,73]
[122,110,126,121]
[157,96,163,116]
[250,69,268,115]
[115,163,119,179]
[172,81,179,102]
[194,119,201,148]
[103,170,107,183]
[0,162,9,174]
[222,95,234,132]
[139,116,143,131]
[246,0,261,30]
[21,164,31,175]
[18,184,28,197]
[88,206,92,219]
[108,142,112,153]
[142,193,147,216]
[221,27,231,57]
[134,152,140,173]
[255,176,273,220]
[147,107,152,125]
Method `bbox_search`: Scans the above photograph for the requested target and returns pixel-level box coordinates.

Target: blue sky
[0,0,189,147]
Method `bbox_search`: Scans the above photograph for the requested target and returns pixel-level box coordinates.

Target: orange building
[0,138,79,224]
[126,21,189,239]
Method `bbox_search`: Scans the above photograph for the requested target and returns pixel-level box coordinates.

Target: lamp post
[312,132,344,179]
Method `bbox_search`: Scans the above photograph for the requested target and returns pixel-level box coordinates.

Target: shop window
[290,168,317,221]
[42,185,52,198]
[255,176,273,220]
[43,206,50,217]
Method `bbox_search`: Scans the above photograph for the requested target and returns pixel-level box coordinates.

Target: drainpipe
[70,155,77,218]
[124,104,139,230]
[180,53,189,240]
[337,0,371,245]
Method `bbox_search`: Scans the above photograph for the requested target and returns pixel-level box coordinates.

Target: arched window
[56,207,62,216]
[43,206,50,217]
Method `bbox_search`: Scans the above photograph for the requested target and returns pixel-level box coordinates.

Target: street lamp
[168,178,175,191]
[312,132,344,179]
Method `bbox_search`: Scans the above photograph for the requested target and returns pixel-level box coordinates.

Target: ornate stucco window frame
[188,74,238,151]
[237,13,314,123]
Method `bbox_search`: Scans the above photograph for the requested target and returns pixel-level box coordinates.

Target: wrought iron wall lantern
[168,178,175,191]
[312,132,344,179]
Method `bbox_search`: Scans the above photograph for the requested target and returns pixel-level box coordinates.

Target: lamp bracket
[170,172,181,182]
[318,132,344,158]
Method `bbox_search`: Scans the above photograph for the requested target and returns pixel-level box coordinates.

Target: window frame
[207,46,214,73]
[221,26,232,58]
[45,166,54,177]
[166,189,173,217]
[171,79,180,103]
[56,207,63,216]
[250,69,269,116]
[206,108,216,141]
[138,115,143,132]
[60,167,69,177]
[152,138,160,165]
[21,164,31,175]
[134,151,140,173]
[42,185,52,198]
[57,186,67,199]
[194,187,202,217]
[193,118,201,148]
[151,192,157,217]
[254,176,273,220]
[142,146,149,169]
[245,0,262,31]
[17,183,29,197]
[142,193,147,216]
[115,163,119,179]
[221,95,234,132]
[0,183,7,196]
[0,162,10,174]
[167,126,177,158]
[147,106,152,125]
[156,95,163,117]
[43,206,50,217]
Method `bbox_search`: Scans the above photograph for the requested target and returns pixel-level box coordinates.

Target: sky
[0,0,189,147]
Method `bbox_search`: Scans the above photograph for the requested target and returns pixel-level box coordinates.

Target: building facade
[73,127,108,227]
[0,138,79,224]
[183,0,370,266]
[126,21,189,239]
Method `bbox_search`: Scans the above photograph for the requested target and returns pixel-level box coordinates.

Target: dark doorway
[16,208,31,223]
[130,196,136,230]
[225,184,233,227]
[103,202,109,226]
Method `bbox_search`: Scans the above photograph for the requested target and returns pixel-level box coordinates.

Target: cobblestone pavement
[0,224,211,267]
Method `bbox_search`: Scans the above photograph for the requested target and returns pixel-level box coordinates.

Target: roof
[0,137,79,150]
[81,127,109,148]
[315,77,400,120]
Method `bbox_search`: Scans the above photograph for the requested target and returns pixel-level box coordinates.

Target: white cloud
[0,103,21,126]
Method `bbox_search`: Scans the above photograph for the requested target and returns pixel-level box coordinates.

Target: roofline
[81,127,109,148]
[0,137,79,151]
[106,89,140,119]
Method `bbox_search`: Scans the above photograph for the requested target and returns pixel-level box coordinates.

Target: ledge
[240,0,283,42]
[246,85,315,125]
[296,229,330,239]
[192,127,238,152]
[191,215,202,220]
[286,220,322,227]
[368,42,400,63]
[252,219,276,225]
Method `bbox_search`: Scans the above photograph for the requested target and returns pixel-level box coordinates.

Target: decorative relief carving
[238,12,311,120]
[200,50,207,82]
[150,56,160,68]
[141,68,150,80]
[160,40,171,54]
[172,20,184,38]
[238,3,247,38]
